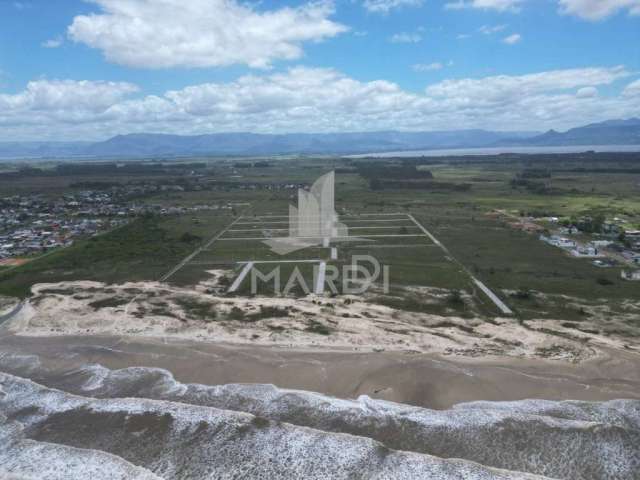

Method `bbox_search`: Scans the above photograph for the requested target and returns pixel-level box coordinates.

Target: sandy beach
[1,283,639,480]
[6,280,640,363]
[2,332,639,409]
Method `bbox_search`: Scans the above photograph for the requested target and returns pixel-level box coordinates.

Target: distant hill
[1,118,639,159]
[498,118,640,147]
[82,130,539,157]
[0,142,91,159]
[0,130,537,159]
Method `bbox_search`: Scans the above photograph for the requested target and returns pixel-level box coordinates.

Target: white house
[621,270,640,281]
[591,240,613,248]
[541,235,575,248]
[571,246,601,257]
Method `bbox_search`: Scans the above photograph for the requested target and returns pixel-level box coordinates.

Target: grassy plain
[1,153,639,323]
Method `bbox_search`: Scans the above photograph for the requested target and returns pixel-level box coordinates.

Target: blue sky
[0,0,639,140]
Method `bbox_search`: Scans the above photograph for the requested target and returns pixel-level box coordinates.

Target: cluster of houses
[539,235,604,258]
[0,218,125,259]
[0,189,235,261]
[214,180,307,192]
[539,219,640,280]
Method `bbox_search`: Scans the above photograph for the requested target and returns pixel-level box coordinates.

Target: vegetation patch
[88,297,129,310]
[305,320,332,335]
[174,297,217,321]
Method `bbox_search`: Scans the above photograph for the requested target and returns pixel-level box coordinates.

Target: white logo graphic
[263,171,351,255]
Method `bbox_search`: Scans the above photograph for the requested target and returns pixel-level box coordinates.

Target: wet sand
[2,333,639,409]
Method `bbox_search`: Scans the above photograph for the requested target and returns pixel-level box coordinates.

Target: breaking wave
[0,355,639,479]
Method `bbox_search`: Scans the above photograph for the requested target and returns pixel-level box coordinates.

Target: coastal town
[0,161,313,266]
[0,186,231,263]
[501,211,640,280]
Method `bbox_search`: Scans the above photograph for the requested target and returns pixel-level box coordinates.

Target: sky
[0,0,639,141]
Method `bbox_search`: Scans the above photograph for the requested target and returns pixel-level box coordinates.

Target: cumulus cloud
[445,0,523,11]
[0,79,138,113]
[576,86,598,98]
[67,0,346,69]
[42,37,63,48]
[558,0,640,20]
[503,33,522,44]
[362,0,424,13]
[425,66,628,99]
[623,79,640,97]
[389,32,422,43]
[444,0,640,18]
[478,24,507,34]
[1,66,638,140]
[413,62,444,71]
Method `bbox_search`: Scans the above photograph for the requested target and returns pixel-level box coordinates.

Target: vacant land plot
[176,212,466,295]
[2,154,639,325]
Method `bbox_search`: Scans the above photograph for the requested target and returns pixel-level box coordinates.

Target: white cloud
[558,0,640,20]
[362,0,424,13]
[1,66,638,140]
[445,0,640,18]
[478,24,507,34]
[445,0,523,12]
[413,62,444,71]
[425,66,628,99]
[0,79,138,113]
[576,86,598,98]
[42,37,63,49]
[67,0,346,69]
[623,79,640,97]
[389,32,422,43]
[503,33,522,44]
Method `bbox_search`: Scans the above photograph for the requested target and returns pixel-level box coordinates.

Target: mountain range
[1,118,639,159]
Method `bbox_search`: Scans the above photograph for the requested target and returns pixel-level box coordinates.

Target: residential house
[621,270,640,281]
[571,246,601,257]
[540,235,576,249]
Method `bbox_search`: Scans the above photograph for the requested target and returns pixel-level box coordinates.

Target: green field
[2,153,639,321]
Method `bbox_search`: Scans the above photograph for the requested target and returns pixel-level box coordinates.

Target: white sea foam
[0,372,551,480]
[1,358,639,479]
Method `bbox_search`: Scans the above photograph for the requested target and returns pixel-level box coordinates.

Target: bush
[512,287,533,300]
[179,232,202,243]
[305,320,331,335]
[447,289,464,306]
[229,306,246,320]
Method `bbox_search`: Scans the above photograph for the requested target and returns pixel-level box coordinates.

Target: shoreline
[2,331,639,409]
[1,279,639,408]
[6,280,640,363]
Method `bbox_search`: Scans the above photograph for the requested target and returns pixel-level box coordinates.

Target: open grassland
[0,211,233,297]
[1,154,639,325]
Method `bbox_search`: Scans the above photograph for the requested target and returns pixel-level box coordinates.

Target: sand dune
[6,280,639,363]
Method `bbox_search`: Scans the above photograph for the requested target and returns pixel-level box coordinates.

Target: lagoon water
[349,144,640,158]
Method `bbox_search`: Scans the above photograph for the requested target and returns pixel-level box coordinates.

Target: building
[621,270,640,281]
[591,240,613,248]
[540,235,576,249]
[571,246,601,257]
[625,230,640,241]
